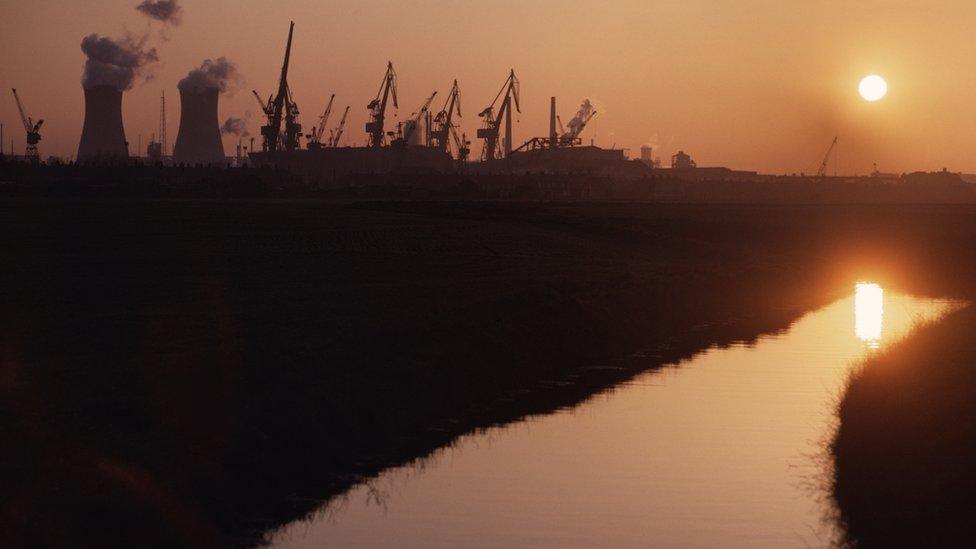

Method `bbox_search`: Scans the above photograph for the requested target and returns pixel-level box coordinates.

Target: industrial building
[243,22,648,183]
[173,86,225,165]
[60,20,655,180]
[77,85,128,161]
[476,96,651,178]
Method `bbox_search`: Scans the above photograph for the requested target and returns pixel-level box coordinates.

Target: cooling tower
[173,86,225,165]
[77,86,129,161]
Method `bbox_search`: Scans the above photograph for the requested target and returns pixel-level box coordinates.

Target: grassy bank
[1,200,975,546]
[833,305,976,547]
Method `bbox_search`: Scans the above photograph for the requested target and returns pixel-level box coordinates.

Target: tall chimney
[78,86,128,161]
[550,96,557,147]
[173,86,224,165]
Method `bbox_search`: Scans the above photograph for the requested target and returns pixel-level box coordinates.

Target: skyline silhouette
[2,1,976,173]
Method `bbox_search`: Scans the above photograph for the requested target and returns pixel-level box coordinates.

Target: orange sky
[2,0,975,174]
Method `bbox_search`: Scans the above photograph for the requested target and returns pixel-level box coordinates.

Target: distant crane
[306,94,335,150]
[392,91,437,147]
[430,80,461,156]
[329,105,350,147]
[255,21,301,153]
[11,88,43,162]
[451,126,471,163]
[366,62,398,148]
[816,136,838,177]
[477,69,520,161]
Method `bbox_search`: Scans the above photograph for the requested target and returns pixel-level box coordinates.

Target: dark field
[1,199,975,546]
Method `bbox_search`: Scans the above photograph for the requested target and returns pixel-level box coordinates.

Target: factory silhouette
[64,21,652,182]
[5,20,975,203]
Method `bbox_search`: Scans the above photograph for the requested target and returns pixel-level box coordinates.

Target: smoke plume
[136,0,183,25]
[81,33,159,90]
[220,117,249,137]
[179,57,243,93]
[562,99,596,139]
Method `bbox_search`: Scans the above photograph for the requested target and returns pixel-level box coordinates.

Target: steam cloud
[179,57,243,93]
[221,117,249,137]
[80,33,159,90]
[562,99,596,139]
[136,0,183,25]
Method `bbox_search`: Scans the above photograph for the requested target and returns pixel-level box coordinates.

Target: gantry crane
[306,94,335,150]
[254,21,301,153]
[366,62,398,148]
[329,106,350,147]
[392,91,437,147]
[477,69,520,161]
[430,80,461,156]
[816,136,838,177]
[11,88,43,162]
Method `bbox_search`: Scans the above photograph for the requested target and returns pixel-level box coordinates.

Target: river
[269,284,956,548]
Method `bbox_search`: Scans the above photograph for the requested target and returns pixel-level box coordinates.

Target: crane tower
[254,22,301,153]
[477,70,520,161]
[366,62,398,148]
[11,88,43,162]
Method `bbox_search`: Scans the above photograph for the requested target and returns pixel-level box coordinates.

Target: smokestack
[550,97,557,148]
[173,86,225,165]
[78,85,129,161]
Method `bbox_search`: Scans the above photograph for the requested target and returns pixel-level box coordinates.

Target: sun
[858,75,888,102]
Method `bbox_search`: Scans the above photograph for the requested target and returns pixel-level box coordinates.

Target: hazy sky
[2,0,975,174]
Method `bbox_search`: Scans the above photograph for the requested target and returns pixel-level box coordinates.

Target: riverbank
[2,200,975,546]
[833,304,976,547]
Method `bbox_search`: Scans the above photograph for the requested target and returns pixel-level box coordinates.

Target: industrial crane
[366,62,398,148]
[450,126,471,163]
[477,69,520,161]
[306,94,335,150]
[11,88,43,162]
[430,80,461,155]
[816,136,838,177]
[254,21,301,153]
[329,106,350,147]
[392,91,437,148]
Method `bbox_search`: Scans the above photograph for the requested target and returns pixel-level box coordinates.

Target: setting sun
[859,75,888,102]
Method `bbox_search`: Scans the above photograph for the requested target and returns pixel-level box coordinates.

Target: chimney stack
[549,96,557,147]
[173,86,225,165]
[78,86,129,161]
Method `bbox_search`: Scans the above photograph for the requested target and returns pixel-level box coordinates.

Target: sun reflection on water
[855,283,884,348]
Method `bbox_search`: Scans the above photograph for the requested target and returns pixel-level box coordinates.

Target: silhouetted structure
[78,85,128,161]
[254,22,301,153]
[173,86,224,165]
[640,145,654,167]
[671,150,696,169]
[366,62,397,148]
[11,88,43,163]
[477,70,520,161]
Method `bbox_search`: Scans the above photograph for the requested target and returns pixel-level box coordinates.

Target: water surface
[271,285,955,547]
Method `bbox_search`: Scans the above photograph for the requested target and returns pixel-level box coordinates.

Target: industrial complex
[240,22,649,182]
[5,20,971,198]
[5,21,654,184]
